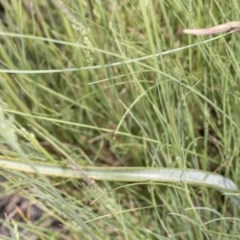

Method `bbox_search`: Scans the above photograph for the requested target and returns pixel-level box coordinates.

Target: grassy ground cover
[0,1,240,239]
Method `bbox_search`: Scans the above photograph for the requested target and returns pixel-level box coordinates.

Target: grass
[0,0,240,239]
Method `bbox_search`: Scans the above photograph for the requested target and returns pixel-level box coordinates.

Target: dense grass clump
[0,1,239,239]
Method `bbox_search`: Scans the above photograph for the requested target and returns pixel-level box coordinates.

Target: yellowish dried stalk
[182,21,240,35]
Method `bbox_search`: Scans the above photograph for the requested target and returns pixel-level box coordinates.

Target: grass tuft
[0,1,239,239]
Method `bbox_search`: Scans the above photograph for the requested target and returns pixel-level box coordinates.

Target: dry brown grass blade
[182,21,240,35]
